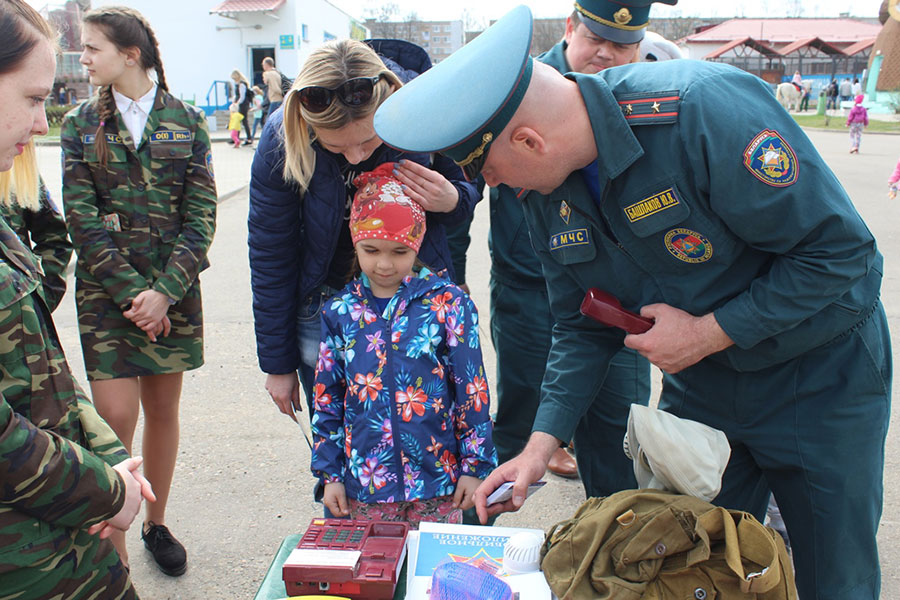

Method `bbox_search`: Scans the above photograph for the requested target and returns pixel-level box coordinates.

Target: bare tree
[531,18,566,55]
[365,2,400,22]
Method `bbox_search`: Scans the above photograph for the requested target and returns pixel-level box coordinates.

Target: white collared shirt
[113,84,157,147]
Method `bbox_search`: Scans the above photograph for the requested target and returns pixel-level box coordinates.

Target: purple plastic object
[430,561,513,600]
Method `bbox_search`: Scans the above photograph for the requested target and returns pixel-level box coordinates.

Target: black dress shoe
[142,521,187,576]
[242,139,254,145]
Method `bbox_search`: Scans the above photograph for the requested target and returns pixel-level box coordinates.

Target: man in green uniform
[373,5,891,599]
[0,217,151,598]
[490,1,656,489]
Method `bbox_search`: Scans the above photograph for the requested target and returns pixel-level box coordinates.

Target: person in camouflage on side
[0,166,72,311]
[0,1,154,597]
[61,5,217,577]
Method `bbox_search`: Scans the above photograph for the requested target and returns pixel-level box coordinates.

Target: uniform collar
[567,72,643,180]
[112,83,157,119]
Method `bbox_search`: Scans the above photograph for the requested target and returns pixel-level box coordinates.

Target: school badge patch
[664,228,712,263]
[206,151,215,178]
[743,129,798,187]
[559,200,571,224]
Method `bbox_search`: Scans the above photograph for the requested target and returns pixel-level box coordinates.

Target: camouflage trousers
[0,529,136,600]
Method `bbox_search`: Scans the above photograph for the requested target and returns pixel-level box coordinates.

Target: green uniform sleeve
[152,115,217,302]
[61,114,149,310]
[521,192,623,445]
[678,71,878,349]
[27,182,73,312]
[0,392,125,529]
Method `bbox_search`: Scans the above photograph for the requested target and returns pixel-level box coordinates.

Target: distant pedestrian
[888,156,900,199]
[261,56,283,119]
[250,86,264,138]
[852,77,862,97]
[228,102,243,148]
[846,94,868,153]
[839,78,852,103]
[230,68,253,145]
[826,79,838,110]
[799,84,810,112]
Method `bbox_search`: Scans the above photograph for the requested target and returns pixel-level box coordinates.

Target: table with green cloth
[254,534,408,600]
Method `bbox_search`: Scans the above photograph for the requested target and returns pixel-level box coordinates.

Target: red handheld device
[580,288,653,334]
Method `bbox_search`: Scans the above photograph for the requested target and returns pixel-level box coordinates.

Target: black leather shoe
[142,522,187,576]
[242,139,253,145]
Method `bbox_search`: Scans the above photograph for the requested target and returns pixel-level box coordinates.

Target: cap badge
[614,8,633,25]
[559,200,571,224]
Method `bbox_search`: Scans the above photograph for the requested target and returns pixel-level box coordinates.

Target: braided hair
[83,6,168,165]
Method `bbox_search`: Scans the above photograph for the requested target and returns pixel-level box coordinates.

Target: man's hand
[265,372,302,422]
[473,432,560,524]
[392,159,460,213]
[88,456,156,539]
[452,475,481,511]
[323,482,349,517]
[624,304,733,374]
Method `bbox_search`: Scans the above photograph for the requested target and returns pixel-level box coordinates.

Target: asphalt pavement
[34,126,900,599]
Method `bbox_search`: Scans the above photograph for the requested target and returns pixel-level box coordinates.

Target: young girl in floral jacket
[311,163,496,528]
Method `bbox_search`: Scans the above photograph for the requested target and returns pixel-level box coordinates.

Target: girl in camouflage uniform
[61,6,217,578]
[0,1,153,597]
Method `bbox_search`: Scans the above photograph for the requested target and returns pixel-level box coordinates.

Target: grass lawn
[792,114,900,133]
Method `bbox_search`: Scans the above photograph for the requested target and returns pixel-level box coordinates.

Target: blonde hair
[281,39,402,193]
[0,142,41,210]
[231,69,250,87]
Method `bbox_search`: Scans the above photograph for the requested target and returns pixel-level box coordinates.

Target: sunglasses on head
[296,74,387,114]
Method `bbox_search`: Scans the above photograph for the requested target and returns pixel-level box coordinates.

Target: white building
[91,0,368,113]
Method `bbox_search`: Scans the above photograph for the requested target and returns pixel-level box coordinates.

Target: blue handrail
[200,80,232,116]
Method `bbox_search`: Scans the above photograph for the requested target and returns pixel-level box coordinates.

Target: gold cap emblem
[614,8,633,25]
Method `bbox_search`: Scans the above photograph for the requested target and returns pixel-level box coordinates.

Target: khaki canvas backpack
[540,489,796,600]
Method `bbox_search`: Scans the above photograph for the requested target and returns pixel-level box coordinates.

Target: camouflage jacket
[0,179,72,311]
[0,218,128,572]
[61,88,217,310]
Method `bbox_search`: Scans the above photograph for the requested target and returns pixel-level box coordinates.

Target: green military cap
[575,0,678,44]
[373,5,533,181]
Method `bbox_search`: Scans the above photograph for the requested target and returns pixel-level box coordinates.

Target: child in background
[250,86,264,140]
[889,156,900,199]
[228,102,243,148]
[311,163,496,529]
[846,94,868,154]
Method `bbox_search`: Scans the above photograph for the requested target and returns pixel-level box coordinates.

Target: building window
[323,31,335,41]
[302,24,308,42]
[444,25,450,32]
[433,25,440,32]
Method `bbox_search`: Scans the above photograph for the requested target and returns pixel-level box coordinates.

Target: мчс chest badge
[664,228,712,263]
[743,129,798,187]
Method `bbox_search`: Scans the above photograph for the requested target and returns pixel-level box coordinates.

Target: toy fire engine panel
[282,519,409,600]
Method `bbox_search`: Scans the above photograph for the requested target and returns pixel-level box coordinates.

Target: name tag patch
[82,133,124,145]
[743,129,798,187]
[664,228,712,263]
[150,130,192,143]
[624,187,680,223]
[550,228,589,251]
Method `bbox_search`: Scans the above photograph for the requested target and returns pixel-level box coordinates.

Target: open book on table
[405,521,553,600]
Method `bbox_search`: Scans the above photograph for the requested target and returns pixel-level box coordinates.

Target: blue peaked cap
[575,0,679,44]
[373,5,534,180]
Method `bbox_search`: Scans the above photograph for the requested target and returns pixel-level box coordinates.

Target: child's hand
[452,475,482,511]
[323,482,350,517]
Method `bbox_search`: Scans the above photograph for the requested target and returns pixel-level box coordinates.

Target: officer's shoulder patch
[206,151,215,179]
[742,129,798,187]
[617,90,680,125]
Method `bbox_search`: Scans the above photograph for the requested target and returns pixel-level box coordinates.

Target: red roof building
[682,18,881,82]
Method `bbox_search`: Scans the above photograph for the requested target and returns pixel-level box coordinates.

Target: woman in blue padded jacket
[249,39,479,421]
